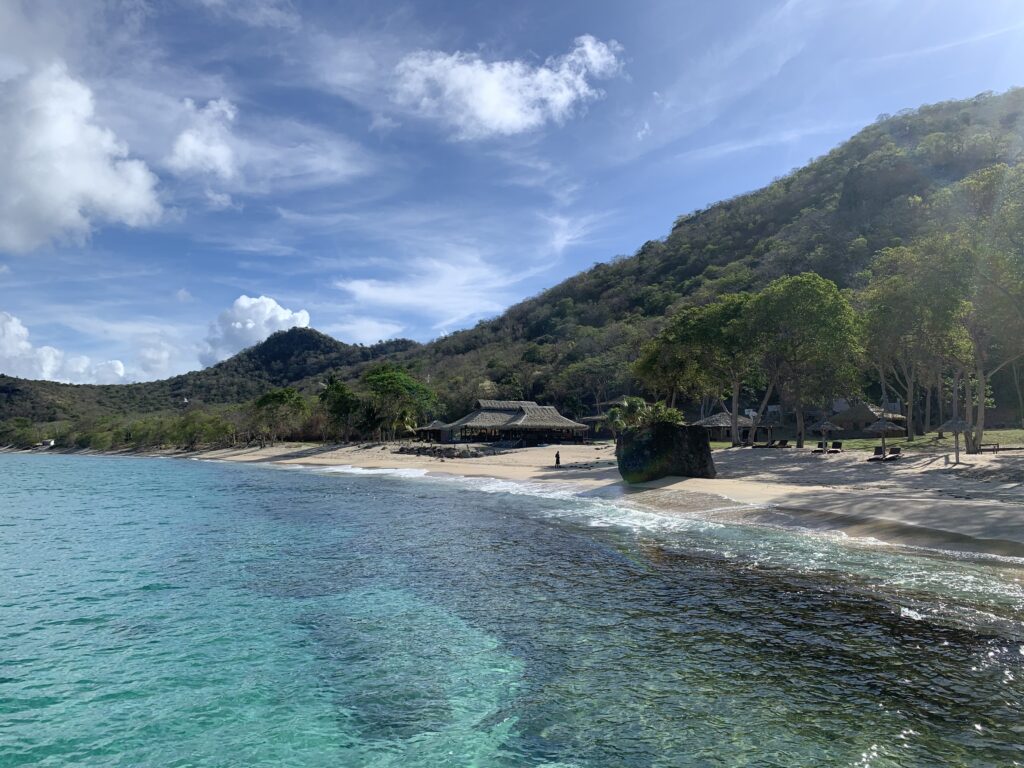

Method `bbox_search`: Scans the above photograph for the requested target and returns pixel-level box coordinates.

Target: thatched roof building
[832,402,905,431]
[692,412,754,429]
[443,400,588,444]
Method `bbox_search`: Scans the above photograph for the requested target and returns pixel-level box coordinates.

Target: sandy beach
[183,441,1024,556]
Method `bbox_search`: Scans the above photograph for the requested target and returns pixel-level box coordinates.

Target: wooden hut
[692,412,754,442]
[444,400,588,445]
[414,420,451,443]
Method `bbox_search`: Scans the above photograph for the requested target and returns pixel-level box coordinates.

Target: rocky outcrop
[615,423,716,483]
[394,445,485,459]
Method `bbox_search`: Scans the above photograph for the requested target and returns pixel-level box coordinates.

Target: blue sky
[2,0,1024,382]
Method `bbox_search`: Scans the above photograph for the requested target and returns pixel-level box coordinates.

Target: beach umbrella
[939,417,970,465]
[865,419,905,454]
[809,419,843,451]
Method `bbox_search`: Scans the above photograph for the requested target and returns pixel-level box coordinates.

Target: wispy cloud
[675,121,864,164]
[866,22,1024,64]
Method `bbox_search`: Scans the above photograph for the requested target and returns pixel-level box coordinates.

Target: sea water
[1,453,1022,767]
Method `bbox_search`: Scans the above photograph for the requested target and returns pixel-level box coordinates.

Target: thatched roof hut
[444,400,588,444]
[692,412,754,429]
[693,411,755,442]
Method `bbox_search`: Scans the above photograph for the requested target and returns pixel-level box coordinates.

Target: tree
[361,365,436,440]
[649,293,760,444]
[252,387,309,446]
[604,397,683,438]
[318,374,361,441]
[750,274,863,447]
[861,241,967,439]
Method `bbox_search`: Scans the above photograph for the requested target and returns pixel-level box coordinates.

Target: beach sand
[189,441,1024,556]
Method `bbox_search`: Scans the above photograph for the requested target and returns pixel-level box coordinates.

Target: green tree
[647,293,760,444]
[318,374,361,441]
[252,387,309,446]
[361,365,436,440]
[751,274,863,447]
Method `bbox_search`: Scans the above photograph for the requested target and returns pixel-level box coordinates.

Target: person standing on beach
[555,451,561,468]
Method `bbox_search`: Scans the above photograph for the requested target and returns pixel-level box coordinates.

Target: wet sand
[185,441,1024,556]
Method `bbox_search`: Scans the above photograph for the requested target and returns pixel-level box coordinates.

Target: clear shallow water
[2,454,1023,767]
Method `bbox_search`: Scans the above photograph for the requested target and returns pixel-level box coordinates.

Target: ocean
[2,452,1022,766]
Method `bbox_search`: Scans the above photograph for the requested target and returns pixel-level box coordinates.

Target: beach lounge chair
[883,446,902,461]
[828,441,843,453]
[812,441,826,453]
[754,440,777,448]
[775,439,789,449]
[866,446,885,462]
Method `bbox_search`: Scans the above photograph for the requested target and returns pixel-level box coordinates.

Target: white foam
[314,464,431,478]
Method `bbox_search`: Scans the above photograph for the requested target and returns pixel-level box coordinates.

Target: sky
[2,0,1024,383]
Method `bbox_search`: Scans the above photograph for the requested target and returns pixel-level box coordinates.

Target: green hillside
[4,88,1024,433]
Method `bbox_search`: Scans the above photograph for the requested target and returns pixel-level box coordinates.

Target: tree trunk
[923,380,932,436]
[795,405,806,448]
[936,370,945,439]
[1013,362,1024,428]
[754,380,775,422]
[904,369,915,441]
[730,378,741,446]
[973,364,987,452]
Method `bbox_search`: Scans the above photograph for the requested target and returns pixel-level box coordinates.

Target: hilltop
[4,87,1024,425]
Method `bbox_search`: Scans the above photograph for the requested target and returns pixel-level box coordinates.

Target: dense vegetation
[4,88,1024,451]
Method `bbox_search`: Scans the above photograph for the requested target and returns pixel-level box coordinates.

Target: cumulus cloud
[393,34,623,140]
[0,311,127,383]
[200,294,310,365]
[0,62,162,253]
[167,98,239,180]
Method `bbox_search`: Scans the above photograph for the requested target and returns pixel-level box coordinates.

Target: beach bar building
[442,400,588,445]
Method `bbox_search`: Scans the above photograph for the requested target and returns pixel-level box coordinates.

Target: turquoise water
[2,454,1023,767]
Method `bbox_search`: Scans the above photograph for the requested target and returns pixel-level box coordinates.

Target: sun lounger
[812,441,826,453]
[828,441,843,453]
[866,446,885,462]
[775,439,789,448]
[883,446,902,461]
[754,440,777,448]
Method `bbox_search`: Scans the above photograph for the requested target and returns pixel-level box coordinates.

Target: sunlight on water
[2,453,1023,766]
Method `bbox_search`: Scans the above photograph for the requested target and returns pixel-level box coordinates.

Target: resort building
[831,401,906,433]
[439,400,588,445]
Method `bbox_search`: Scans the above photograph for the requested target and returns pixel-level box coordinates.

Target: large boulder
[616,423,716,483]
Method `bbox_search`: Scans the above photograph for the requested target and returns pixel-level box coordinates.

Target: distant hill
[5,87,1024,423]
[0,329,418,422]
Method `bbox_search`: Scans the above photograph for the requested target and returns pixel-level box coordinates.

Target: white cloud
[324,318,404,346]
[175,288,193,302]
[335,250,511,331]
[393,34,623,140]
[165,98,371,195]
[136,338,179,378]
[0,311,128,383]
[200,294,310,365]
[0,61,162,253]
[167,98,239,180]
[195,0,300,29]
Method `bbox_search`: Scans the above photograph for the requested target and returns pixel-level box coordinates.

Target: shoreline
[7,441,1024,558]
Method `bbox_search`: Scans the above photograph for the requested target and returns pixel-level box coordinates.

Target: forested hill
[0,330,418,421]
[4,87,1024,423]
